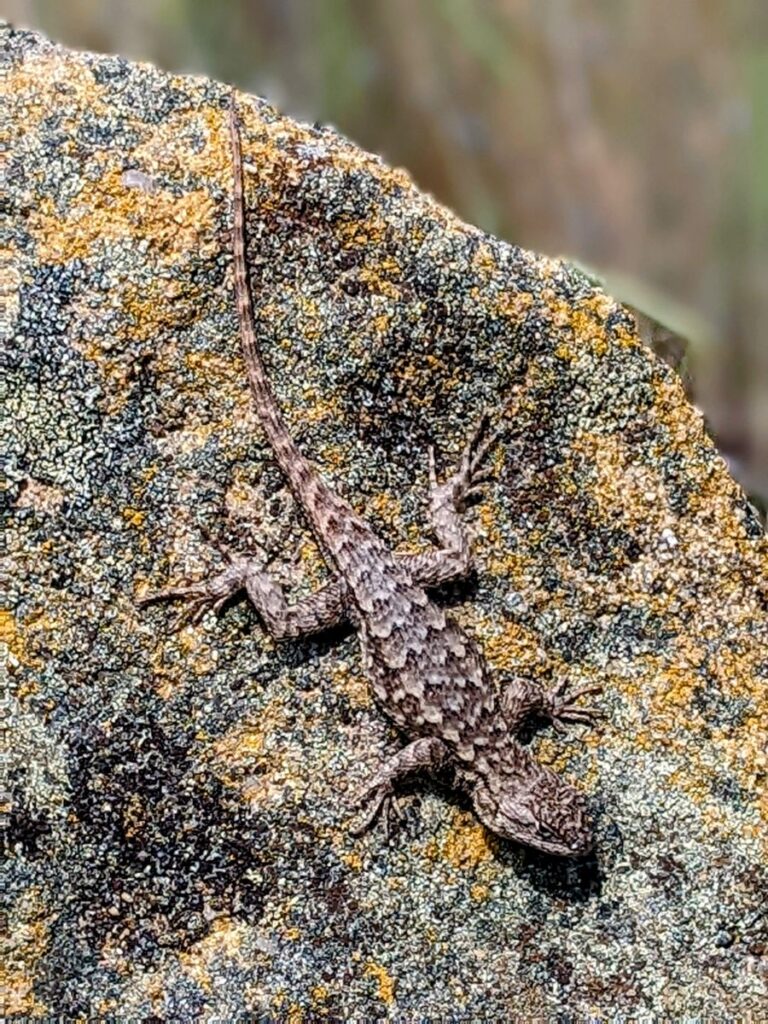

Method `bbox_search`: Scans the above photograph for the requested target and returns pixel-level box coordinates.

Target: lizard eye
[536,819,561,841]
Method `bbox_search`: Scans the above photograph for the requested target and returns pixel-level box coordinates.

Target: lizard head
[470,763,593,857]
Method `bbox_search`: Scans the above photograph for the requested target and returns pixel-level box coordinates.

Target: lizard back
[230,105,497,756]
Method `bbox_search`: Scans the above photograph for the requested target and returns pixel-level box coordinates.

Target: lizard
[139,99,601,857]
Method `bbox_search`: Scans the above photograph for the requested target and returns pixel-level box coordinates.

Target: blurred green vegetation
[9,0,768,507]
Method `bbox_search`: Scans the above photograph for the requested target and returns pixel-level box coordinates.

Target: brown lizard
[140,100,601,857]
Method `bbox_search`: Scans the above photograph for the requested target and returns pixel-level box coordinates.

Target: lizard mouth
[473,783,594,856]
[531,828,593,857]
[495,812,593,856]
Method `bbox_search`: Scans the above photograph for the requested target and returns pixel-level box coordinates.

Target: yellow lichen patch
[612,631,768,838]
[470,883,490,903]
[236,100,418,227]
[484,544,529,582]
[534,734,583,775]
[11,609,56,671]
[364,961,395,1006]
[650,374,707,451]
[571,429,670,527]
[481,619,550,677]
[294,538,330,590]
[119,277,209,346]
[185,350,238,387]
[122,793,146,839]
[178,917,247,995]
[2,889,50,1018]
[356,266,401,301]
[340,850,363,871]
[442,808,495,869]
[209,716,270,782]
[491,289,533,325]
[8,54,98,137]
[650,662,702,718]
[311,985,330,1011]
[301,392,344,425]
[224,473,268,520]
[371,311,392,335]
[336,215,390,252]
[475,503,504,558]
[547,293,618,359]
[207,701,300,810]
[144,628,214,700]
[29,166,217,266]
[0,609,26,665]
[316,443,348,475]
[471,241,498,278]
[122,506,146,528]
[328,663,371,709]
[367,490,402,527]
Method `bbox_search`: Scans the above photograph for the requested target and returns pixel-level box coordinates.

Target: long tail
[229,100,348,540]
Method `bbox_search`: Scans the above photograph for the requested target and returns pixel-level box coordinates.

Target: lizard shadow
[402,777,606,903]
[227,576,611,904]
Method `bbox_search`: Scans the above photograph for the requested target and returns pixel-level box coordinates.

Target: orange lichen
[441,809,495,869]
[364,961,395,1005]
[3,889,50,1019]
[491,289,534,324]
[340,851,363,871]
[179,917,247,995]
[471,242,498,277]
[546,293,621,359]
[481,619,550,677]
[206,700,312,812]
[122,793,146,839]
[122,507,146,527]
[29,167,217,266]
[329,663,372,709]
[185,350,238,386]
[367,490,403,526]
[311,984,330,1007]
[0,609,26,664]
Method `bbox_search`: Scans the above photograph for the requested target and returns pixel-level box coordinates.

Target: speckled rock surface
[4,23,767,1021]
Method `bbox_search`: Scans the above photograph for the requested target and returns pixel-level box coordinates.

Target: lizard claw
[544,681,603,731]
[138,562,246,630]
[430,409,504,511]
[349,781,403,838]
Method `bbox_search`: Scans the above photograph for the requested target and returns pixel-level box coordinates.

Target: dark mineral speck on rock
[4,22,767,1021]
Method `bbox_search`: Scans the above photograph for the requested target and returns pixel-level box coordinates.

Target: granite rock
[4,23,767,1020]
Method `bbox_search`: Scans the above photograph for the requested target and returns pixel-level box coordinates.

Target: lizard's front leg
[351,736,451,836]
[413,411,502,588]
[501,675,601,734]
[139,552,349,639]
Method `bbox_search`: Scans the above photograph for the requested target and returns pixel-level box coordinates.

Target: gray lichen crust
[4,23,767,1021]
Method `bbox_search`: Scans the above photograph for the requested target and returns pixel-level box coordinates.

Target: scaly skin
[140,100,601,857]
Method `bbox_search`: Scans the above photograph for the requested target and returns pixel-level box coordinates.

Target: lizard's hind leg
[350,737,451,837]
[139,546,349,638]
[411,411,503,588]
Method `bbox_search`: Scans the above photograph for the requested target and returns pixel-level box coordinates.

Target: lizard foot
[543,679,603,734]
[429,409,504,511]
[349,782,404,839]
[137,559,247,630]
[348,738,450,838]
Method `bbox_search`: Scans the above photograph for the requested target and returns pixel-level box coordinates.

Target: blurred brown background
[8,0,767,509]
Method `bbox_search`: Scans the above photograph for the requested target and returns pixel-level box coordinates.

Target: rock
[4,22,766,1021]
